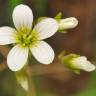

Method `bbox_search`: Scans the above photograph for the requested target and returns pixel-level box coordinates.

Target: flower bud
[59,53,96,73]
[58,17,78,30]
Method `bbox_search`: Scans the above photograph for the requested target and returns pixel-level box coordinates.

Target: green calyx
[62,54,79,67]
[16,28,39,47]
[54,12,68,33]
[59,53,81,74]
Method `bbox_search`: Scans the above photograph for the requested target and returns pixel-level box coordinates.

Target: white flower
[0,4,58,71]
[58,17,78,30]
[71,56,96,72]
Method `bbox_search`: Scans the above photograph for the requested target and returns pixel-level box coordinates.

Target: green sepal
[54,12,68,33]
[61,54,80,66]
[59,53,81,74]
[54,12,62,20]
[58,29,68,33]
[73,69,80,75]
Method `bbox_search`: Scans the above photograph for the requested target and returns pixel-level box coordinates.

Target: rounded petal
[7,45,29,71]
[12,4,33,30]
[0,26,17,45]
[59,17,78,30]
[30,41,55,64]
[33,18,58,40]
[85,61,96,72]
[73,56,96,72]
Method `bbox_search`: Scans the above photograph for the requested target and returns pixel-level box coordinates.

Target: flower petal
[33,18,58,40]
[12,4,33,30]
[7,45,29,71]
[16,71,28,91]
[0,26,17,45]
[85,61,96,72]
[30,41,55,64]
[72,56,96,72]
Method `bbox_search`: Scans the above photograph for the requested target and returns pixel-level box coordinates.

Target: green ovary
[16,28,39,47]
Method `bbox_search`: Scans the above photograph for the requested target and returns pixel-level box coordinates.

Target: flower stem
[27,69,36,96]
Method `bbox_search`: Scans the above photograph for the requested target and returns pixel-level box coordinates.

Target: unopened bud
[58,17,78,30]
[59,53,96,73]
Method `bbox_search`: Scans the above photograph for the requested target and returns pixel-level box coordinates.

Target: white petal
[0,26,17,45]
[59,17,78,30]
[85,61,96,72]
[20,79,28,91]
[30,41,55,64]
[73,56,96,72]
[33,18,58,40]
[12,4,33,30]
[7,45,29,71]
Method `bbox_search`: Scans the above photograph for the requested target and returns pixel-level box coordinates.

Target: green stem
[27,71,36,96]
[27,53,37,96]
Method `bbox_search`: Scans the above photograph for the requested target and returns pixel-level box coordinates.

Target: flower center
[16,28,39,47]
